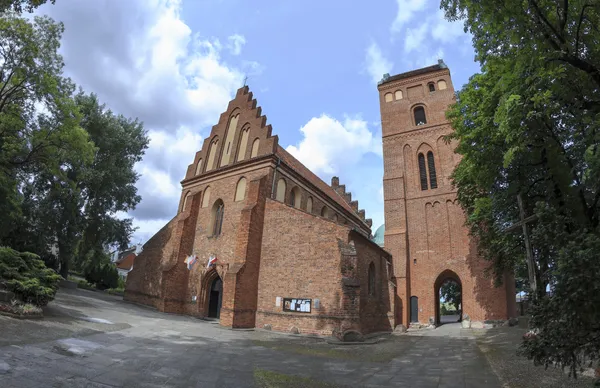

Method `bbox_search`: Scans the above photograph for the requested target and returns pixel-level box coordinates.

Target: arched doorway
[434,270,462,325]
[208,276,223,319]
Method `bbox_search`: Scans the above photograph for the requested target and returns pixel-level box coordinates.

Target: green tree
[441,0,600,377]
[73,92,148,270]
[440,281,461,312]
[0,0,55,13]
[0,13,94,244]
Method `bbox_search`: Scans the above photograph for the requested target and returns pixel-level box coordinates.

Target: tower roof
[372,224,385,247]
[378,59,448,87]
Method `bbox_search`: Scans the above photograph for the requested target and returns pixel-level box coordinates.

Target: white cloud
[390,0,427,38]
[364,42,393,84]
[404,22,429,53]
[286,114,381,176]
[430,10,465,43]
[39,0,258,243]
[227,34,246,55]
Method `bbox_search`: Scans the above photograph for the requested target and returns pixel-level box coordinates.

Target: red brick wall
[124,217,176,308]
[378,67,516,326]
[256,200,392,335]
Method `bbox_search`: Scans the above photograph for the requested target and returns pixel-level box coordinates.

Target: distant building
[113,245,141,279]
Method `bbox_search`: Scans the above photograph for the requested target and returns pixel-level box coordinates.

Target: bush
[83,252,119,291]
[0,247,61,306]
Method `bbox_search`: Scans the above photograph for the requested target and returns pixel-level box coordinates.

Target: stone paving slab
[0,289,505,388]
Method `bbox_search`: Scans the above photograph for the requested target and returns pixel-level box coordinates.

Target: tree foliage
[440,280,461,312]
[0,0,55,14]
[441,0,600,377]
[0,13,148,280]
[0,247,61,306]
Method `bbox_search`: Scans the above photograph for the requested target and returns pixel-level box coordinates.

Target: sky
[37,0,480,245]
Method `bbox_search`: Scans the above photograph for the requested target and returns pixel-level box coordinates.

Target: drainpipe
[271,156,281,199]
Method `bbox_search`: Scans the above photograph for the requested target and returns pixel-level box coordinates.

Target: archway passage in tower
[435,270,462,325]
[208,276,223,319]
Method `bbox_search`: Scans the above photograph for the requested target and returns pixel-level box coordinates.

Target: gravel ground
[475,327,597,388]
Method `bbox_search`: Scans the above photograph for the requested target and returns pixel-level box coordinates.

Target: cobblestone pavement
[0,289,502,387]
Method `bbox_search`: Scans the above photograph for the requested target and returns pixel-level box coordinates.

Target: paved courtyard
[0,289,506,387]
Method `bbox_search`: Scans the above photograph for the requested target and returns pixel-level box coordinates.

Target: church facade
[124,86,394,336]
[125,61,517,335]
[378,60,517,327]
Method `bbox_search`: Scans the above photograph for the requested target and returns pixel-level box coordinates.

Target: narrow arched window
[276,178,286,202]
[428,83,435,92]
[418,153,428,190]
[368,262,376,296]
[182,192,191,212]
[427,151,438,189]
[211,199,224,237]
[384,93,393,102]
[306,197,313,213]
[220,113,240,167]
[206,139,219,171]
[333,214,338,222]
[195,159,203,175]
[201,186,211,208]
[235,177,247,201]
[251,138,260,158]
[320,206,329,218]
[237,127,250,162]
[289,187,301,208]
[395,90,403,100]
[414,107,427,126]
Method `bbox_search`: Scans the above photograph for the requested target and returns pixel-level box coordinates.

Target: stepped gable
[183,86,278,181]
[275,146,369,228]
[330,175,372,228]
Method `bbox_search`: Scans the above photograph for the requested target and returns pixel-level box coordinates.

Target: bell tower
[377,60,516,327]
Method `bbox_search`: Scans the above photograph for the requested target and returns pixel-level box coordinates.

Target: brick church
[125,61,516,335]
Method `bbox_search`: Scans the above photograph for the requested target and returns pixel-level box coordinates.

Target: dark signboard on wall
[283,298,311,313]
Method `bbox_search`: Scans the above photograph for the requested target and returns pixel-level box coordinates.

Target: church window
[201,186,212,208]
[220,113,240,167]
[195,158,203,175]
[289,187,301,208]
[428,82,435,92]
[276,178,286,202]
[418,153,428,190]
[237,127,250,162]
[320,206,329,218]
[333,213,338,222]
[235,177,247,201]
[395,90,403,100]
[206,138,219,171]
[438,80,447,90]
[211,199,225,237]
[414,106,427,126]
[384,93,393,102]
[182,192,191,212]
[306,196,313,213]
[251,138,260,158]
[427,151,438,189]
[368,262,376,296]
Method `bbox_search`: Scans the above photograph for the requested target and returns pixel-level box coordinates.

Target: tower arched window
[428,82,435,92]
[210,199,225,237]
[418,153,428,190]
[368,262,376,296]
[195,159,203,175]
[237,127,250,162]
[306,197,313,213]
[234,177,247,201]
[427,151,438,189]
[251,138,260,158]
[414,107,427,126]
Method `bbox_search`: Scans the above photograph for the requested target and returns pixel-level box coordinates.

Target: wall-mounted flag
[184,255,197,270]
[207,255,218,268]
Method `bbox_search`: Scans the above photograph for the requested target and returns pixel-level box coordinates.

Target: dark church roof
[378,60,448,87]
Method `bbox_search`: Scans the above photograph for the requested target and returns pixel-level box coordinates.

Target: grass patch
[254,368,337,388]
[251,340,397,363]
[77,280,96,291]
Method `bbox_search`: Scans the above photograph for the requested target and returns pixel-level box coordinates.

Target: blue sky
[38,0,479,245]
